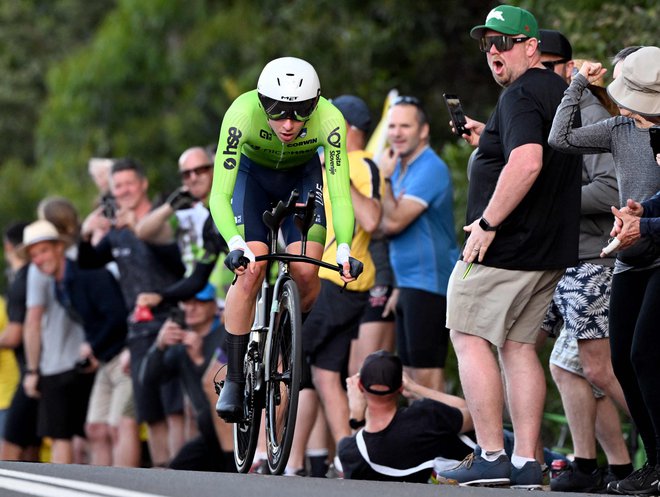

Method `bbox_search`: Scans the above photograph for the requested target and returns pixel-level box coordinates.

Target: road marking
[0,469,169,497]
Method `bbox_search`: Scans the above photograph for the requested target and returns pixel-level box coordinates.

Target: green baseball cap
[470,5,539,40]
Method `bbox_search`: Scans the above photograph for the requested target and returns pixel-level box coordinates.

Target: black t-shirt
[467,68,581,270]
[6,264,28,367]
[337,399,473,483]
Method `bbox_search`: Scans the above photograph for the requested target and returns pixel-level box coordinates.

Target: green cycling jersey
[209,90,354,247]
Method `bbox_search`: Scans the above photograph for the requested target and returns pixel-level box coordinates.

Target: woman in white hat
[549,46,660,495]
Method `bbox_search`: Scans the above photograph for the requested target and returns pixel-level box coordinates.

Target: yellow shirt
[0,297,19,409]
[319,150,381,291]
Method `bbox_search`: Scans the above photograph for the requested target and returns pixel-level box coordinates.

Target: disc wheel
[233,358,263,473]
[265,279,302,475]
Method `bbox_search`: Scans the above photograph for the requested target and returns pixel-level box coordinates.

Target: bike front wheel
[265,278,302,475]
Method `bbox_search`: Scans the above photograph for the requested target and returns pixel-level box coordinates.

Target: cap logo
[487,10,505,22]
[524,24,530,33]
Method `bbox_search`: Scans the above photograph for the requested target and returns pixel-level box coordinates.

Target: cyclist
[210,57,356,422]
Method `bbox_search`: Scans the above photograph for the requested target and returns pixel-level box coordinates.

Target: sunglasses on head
[180,164,213,180]
[391,95,423,108]
[258,94,319,122]
[479,35,530,53]
[542,59,570,70]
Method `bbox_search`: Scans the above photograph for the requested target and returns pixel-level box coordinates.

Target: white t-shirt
[26,264,85,376]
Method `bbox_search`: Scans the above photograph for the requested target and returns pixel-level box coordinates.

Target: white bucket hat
[19,220,66,256]
[607,46,660,117]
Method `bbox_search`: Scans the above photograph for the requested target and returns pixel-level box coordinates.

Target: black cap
[331,95,372,133]
[539,29,572,60]
[359,350,402,395]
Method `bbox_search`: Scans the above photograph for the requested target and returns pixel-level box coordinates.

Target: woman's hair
[37,196,80,244]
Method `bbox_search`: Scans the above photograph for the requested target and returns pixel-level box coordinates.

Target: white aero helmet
[257,57,321,121]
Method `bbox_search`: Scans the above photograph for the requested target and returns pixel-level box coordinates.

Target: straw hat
[19,220,67,256]
[607,46,660,117]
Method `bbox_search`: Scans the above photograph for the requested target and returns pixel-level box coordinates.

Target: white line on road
[0,469,169,497]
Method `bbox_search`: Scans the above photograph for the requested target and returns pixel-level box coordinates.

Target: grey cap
[331,95,372,132]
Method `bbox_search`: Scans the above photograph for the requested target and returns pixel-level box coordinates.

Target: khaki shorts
[446,260,564,347]
[86,353,135,426]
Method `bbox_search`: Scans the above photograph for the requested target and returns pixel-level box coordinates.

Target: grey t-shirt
[26,264,86,376]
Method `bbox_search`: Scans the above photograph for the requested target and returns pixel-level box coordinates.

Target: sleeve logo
[327,127,341,148]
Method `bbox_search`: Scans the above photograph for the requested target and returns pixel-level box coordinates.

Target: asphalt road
[0,461,614,497]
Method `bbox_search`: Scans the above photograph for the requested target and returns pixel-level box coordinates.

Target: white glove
[227,235,256,263]
[336,243,350,266]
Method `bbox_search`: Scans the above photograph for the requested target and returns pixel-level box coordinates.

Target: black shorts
[128,322,184,424]
[396,287,450,368]
[37,369,95,439]
[233,154,327,245]
[302,279,369,373]
[4,382,41,448]
[360,285,396,324]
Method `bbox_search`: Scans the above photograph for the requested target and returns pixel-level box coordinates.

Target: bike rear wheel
[233,355,263,473]
[265,278,302,475]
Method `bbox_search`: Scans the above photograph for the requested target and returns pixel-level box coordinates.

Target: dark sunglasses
[542,59,570,70]
[180,164,213,179]
[258,94,319,122]
[479,35,529,53]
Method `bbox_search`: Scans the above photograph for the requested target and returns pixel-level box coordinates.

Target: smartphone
[443,93,471,137]
[169,307,187,329]
[650,127,660,158]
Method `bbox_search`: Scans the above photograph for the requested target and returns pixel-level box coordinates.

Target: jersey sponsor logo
[223,157,237,170]
[328,149,341,175]
[286,138,318,148]
[327,127,341,148]
[223,127,242,156]
[259,129,272,140]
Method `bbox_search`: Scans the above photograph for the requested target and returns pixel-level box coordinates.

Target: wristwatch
[479,216,498,232]
[349,418,366,429]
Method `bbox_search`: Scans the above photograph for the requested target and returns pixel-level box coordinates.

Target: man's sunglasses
[479,35,530,53]
[542,59,570,70]
[258,94,319,122]
[180,164,213,180]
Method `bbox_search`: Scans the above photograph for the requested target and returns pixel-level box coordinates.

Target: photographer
[139,284,232,472]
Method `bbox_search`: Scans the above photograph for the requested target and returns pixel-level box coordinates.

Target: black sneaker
[550,460,604,493]
[612,463,659,495]
[215,380,244,422]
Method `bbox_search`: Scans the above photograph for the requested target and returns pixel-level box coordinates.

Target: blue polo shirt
[388,147,458,295]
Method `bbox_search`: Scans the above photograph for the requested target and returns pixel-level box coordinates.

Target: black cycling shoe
[216,380,245,422]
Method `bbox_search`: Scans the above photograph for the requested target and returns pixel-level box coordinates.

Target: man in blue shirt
[379,96,459,392]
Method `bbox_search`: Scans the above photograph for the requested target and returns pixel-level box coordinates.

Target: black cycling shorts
[232,154,326,245]
[396,287,450,368]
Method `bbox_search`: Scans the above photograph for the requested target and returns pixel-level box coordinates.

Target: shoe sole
[511,484,543,490]
[459,478,511,487]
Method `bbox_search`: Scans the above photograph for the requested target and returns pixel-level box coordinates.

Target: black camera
[100,194,117,220]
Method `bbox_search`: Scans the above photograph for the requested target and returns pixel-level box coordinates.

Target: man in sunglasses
[134,146,229,310]
[435,5,582,489]
[210,57,356,421]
